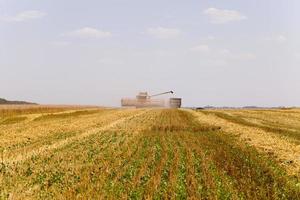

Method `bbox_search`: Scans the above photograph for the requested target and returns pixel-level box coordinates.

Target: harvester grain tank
[169,98,182,108]
[121,91,182,108]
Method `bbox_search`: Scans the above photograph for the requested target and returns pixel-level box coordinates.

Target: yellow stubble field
[1,105,300,199]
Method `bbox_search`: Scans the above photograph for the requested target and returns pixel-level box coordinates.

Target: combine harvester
[121,91,182,108]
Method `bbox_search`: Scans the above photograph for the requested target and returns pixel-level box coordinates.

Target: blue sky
[1,0,299,107]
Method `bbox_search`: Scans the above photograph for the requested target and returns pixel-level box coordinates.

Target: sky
[1,0,299,107]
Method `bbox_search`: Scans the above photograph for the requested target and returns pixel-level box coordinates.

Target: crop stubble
[0,107,300,199]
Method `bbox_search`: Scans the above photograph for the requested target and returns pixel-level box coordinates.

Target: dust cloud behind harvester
[121,91,182,108]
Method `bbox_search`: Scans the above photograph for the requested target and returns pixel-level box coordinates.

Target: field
[1,106,300,199]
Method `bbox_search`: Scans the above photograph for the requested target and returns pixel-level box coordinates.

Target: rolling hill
[0,98,37,105]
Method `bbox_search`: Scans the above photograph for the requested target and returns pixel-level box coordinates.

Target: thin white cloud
[155,50,174,57]
[203,7,247,24]
[98,58,123,65]
[189,45,255,61]
[146,27,181,39]
[65,27,112,39]
[190,45,210,53]
[277,35,287,43]
[50,41,70,47]
[0,10,46,22]
[220,49,256,60]
[265,35,287,43]
[198,36,217,42]
[207,59,228,67]
[238,53,256,60]
[206,36,216,41]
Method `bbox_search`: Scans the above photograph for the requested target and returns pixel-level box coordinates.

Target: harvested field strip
[0,109,118,150]
[105,136,153,198]
[1,108,300,199]
[202,111,300,143]
[0,106,96,117]
[174,143,187,199]
[0,116,27,125]
[177,130,299,199]
[142,136,169,198]
[1,130,137,199]
[165,137,183,199]
[1,109,146,164]
[237,110,300,130]
[33,110,102,121]
[192,150,209,198]
[190,109,300,175]
[153,136,176,199]
[127,137,163,199]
